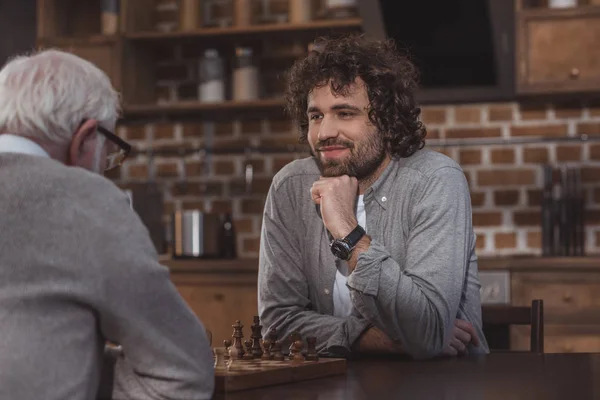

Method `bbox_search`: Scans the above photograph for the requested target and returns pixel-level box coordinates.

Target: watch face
[331,240,351,260]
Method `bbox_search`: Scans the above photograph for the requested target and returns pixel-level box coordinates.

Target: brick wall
[113,101,600,258]
[421,102,600,257]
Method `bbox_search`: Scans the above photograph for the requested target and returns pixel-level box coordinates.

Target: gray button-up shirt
[258,149,489,359]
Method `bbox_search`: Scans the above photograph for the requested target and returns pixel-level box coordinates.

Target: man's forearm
[352,327,404,354]
[260,307,371,355]
[347,235,371,273]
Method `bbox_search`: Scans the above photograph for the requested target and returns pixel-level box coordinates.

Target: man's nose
[317,116,339,142]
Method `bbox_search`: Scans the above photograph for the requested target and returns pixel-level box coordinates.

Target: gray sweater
[258,149,489,359]
[0,154,214,400]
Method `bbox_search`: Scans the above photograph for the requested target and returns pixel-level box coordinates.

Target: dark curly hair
[285,34,426,158]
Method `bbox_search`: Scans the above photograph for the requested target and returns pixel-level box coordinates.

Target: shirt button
[324,289,330,295]
[381,196,387,202]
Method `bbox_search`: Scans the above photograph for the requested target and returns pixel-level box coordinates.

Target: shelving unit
[37,0,105,40]
[37,35,120,46]
[125,18,362,40]
[36,0,363,120]
[123,97,286,118]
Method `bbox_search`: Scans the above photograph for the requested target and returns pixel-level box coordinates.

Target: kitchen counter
[160,255,600,353]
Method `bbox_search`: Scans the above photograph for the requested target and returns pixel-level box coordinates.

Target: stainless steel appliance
[172,210,221,258]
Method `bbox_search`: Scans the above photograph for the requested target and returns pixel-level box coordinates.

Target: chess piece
[272,340,285,361]
[223,339,232,360]
[261,339,273,360]
[267,327,278,351]
[288,331,302,343]
[243,339,254,360]
[250,316,263,358]
[305,336,319,361]
[213,347,227,369]
[289,339,305,363]
[230,320,245,360]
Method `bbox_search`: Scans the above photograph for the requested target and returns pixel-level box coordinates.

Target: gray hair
[0,49,121,144]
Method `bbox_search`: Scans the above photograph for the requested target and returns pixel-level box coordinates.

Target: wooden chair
[482,299,544,353]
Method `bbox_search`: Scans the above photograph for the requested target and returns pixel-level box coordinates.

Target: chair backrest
[482,299,544,353]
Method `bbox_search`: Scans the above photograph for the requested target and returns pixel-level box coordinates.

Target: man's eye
[309,114,321,121]
[339,112,354,118]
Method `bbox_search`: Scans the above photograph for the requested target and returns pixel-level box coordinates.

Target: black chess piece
[230,320,245,360]
[223,339,232,360]
[305,336,319,361]
[268,327,278,352]
[288,331,302,343]
[289,340,304,363]
[261,339,273,360]
[250,316,263,358]
[272,340,285,361]
[243,339,254,360]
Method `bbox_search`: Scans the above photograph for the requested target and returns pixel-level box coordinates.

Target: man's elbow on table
[400,314,450,360]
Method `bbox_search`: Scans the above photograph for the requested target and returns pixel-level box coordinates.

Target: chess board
[214,357,347,392]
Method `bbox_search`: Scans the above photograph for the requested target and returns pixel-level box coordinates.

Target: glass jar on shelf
[180,0,201,31]
[198,49,226,103]
[233,0,254,26]
[232,47,259,101]
[324,0,358,19]
[101,0,120,35]
[289,0,311,23]
[548,0,577,7]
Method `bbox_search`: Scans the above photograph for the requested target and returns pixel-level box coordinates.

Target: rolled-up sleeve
[347,166,472,359]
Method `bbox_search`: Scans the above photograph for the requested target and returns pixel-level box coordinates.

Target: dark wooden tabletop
[214,353,600,400]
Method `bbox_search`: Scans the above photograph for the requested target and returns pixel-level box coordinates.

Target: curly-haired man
[258,35,489,359]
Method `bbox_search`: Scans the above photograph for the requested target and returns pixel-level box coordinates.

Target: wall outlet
[479,271,510,305]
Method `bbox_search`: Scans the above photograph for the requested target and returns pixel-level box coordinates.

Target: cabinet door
[517,7,600,94]
[512,325,600,353]
[511,272,600,319]
[173,273,258,347]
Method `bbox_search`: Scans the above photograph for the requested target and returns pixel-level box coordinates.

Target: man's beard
[311,130,387,180]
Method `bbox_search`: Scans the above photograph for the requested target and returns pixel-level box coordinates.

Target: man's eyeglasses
[96,125,131,171]
[79,119,131,171]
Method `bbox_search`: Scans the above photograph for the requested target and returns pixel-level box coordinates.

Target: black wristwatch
[330,225,366,260]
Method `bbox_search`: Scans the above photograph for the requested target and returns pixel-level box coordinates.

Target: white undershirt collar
[0,134,50,158]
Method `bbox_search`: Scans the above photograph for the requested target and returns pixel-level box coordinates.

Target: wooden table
[213,353,600,399]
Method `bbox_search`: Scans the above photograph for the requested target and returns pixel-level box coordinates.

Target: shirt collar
[0,134,50,158]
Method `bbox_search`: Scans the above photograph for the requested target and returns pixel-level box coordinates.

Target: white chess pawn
[213,347,227,369]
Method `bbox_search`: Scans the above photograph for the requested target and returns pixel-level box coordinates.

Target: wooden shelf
[37,34,119,47]
[123,98,286,119]
[124,18,362,41]
[161,256,258,274]
[479,256,600,271]
[519,4,600,18]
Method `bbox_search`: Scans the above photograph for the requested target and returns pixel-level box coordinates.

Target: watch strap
[343,225,366,248]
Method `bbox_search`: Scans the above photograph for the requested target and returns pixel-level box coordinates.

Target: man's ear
[68,119,98,166]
